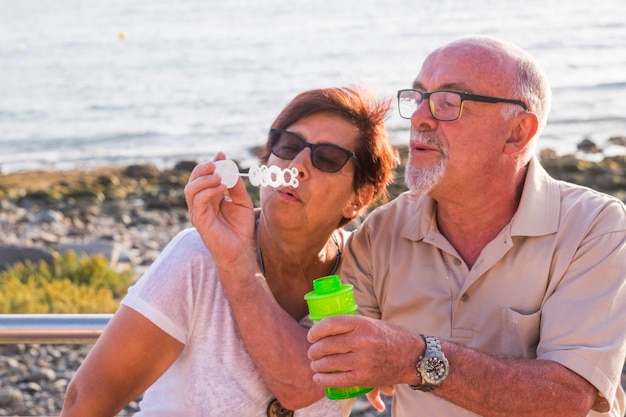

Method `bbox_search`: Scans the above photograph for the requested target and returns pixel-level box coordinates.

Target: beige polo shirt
[342,157,626,417]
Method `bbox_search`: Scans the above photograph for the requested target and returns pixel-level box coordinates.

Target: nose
[288,147,311,180]
[410,98,437,130]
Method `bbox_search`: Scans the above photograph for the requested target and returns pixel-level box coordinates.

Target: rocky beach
[1,142,625,416]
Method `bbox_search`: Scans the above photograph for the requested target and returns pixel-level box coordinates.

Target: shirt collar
[401,156,560,242]
[510,156,560,237]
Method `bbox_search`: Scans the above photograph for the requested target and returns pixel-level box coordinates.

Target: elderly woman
[61,86,398,417]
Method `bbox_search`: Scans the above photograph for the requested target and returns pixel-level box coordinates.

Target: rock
[132,210,168,227]
[96,173,121,187]
[37,230,61,244]
[60,240,121,266]
[0,245,54,272]
[539,148,558,161]
[608,135,626,147]
[18,381,42,393]
[27,367,57,383]
[64,188,105,204]
[18,190,60,207]
[1,356,21,370]
[32,209,65,224]
[123,163,161,181]
[0,387,23,407]
[577,138,602,153]
[172,160,199,173]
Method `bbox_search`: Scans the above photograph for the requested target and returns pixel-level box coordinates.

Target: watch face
[424,357,448,381]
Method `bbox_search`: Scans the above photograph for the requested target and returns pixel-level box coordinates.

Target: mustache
[409,131,448,157]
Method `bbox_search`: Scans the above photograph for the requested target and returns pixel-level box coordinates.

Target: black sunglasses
[269,128,361,173]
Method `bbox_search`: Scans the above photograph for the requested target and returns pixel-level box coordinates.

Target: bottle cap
[312,275,342,294]
[304,275,358,322]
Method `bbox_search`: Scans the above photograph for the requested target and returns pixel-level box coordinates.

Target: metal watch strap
[409,335,444,392]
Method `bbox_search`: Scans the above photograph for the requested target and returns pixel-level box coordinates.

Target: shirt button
[460,293,470,302]
[453,258,462,266]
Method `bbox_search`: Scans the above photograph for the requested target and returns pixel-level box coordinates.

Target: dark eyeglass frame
[397,89,529,121]
[269,128,361,173]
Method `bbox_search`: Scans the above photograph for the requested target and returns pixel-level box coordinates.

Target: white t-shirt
[122,228,342,417]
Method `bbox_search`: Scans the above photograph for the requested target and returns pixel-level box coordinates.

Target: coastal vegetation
[0,251,133,314]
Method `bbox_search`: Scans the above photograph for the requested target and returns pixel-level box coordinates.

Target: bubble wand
[214,160,299,189]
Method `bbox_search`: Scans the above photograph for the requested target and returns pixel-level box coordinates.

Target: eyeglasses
[397,89,528,121]
[269,128,361,173]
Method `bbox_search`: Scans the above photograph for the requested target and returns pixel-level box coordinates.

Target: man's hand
[307,315,423,389]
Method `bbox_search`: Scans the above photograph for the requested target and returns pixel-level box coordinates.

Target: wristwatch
[409,335,449,392]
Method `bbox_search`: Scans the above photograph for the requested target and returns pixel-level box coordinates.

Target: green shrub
[0,251,133,313]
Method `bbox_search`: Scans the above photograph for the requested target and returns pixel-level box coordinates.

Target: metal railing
[0,314,112,344]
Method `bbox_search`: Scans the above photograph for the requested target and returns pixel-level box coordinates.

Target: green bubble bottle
[304,275,373,400]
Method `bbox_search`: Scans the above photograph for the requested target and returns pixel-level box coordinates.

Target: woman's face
[260,112,363,233]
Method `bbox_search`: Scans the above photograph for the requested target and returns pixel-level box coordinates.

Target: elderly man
[307,36,626,417]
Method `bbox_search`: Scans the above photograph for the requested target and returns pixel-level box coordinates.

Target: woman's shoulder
[130,227,218,298]
[150,227,216,271]
[165,227,208,253]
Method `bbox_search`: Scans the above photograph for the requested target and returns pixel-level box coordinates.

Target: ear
[503,112,539,154]
[343,184,375,219]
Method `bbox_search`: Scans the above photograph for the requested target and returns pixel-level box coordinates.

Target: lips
[278,187,300,201]
[410,141,439,152]
[410,130,443,152]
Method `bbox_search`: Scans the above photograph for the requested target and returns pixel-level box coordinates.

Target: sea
[1,0,625,174]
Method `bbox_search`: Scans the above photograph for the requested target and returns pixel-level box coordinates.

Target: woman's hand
[184,152,256,273]
[365,386,395,412]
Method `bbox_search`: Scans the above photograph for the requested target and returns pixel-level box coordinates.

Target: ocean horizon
[1,0,625,174]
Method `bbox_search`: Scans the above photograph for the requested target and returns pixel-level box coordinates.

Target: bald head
[420,36,551,137]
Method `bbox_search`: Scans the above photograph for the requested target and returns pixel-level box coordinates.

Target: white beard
[404,132,448,195]
[404,157,446,194]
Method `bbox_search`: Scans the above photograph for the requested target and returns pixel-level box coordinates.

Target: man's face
[405,42,517,198]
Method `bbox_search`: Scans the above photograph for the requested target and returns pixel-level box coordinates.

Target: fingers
[365,388,386,412]
[187,153,225,182]
[184,157,241,218]
[307,315,374,367]
[307,315,359,344]
[185,158,224,208]
[184,170,227,224]
[311,368,360,390]
[307,316,365,387]
[187,155,253,212]
[365,386,394,412]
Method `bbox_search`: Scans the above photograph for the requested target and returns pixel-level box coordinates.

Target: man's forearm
[436,341,597,417]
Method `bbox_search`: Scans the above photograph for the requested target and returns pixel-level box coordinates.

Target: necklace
[256,219,342,277]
